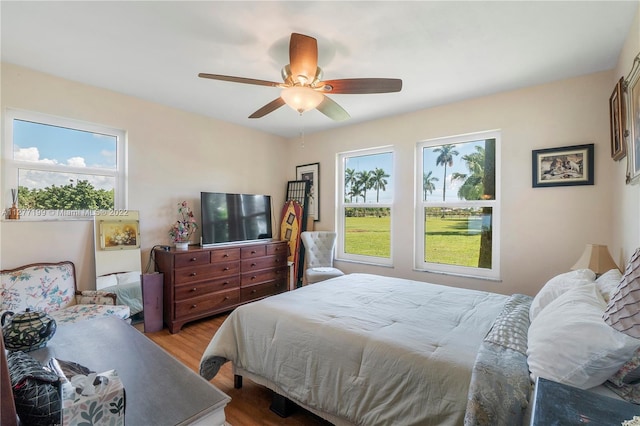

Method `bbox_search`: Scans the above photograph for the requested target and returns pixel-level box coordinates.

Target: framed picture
[99,220,140,250]
[610,77,626,161]
[296,162,319,221]
[627,58,640,184]
[532,144,594,188]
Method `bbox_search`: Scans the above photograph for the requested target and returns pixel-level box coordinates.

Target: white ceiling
[1,1,638,138]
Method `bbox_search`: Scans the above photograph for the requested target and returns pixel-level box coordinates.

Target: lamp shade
[571,244,620,275]
[281,86,324,114]
[604,248,640,338]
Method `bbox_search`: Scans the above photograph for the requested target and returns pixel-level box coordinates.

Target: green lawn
[424,216,481,267]
[344,215,482,266]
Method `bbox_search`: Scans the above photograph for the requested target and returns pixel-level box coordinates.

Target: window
[415,130,500,279]
[337,147,393,266]
[3,109,126,219]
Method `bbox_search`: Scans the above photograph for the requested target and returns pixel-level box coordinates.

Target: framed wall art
[99,220,140,250]
[296,162,320,221]
[610,76,626,161]
[626,54,640,184]
[532,144,594,188]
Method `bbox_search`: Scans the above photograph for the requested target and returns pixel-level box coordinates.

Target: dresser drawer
[241,245,266,259]
[241,265,288,286]
[174,276,240,301]
[267,242,288,256]
[241,279,287,303]
[175,260,239,284]
[175,288,240,318]
[210,248,240,263]
[240,254,287,272]
[174,251,210,268]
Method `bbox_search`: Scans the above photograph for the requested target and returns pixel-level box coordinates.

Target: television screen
[201,192,272,246]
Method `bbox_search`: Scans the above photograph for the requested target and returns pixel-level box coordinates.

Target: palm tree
[433,144,459,202]
[422,171,439,200]
[451,146,485,200]
[356,170,373,203]
[344,167,356,202]
[371,167,389,202]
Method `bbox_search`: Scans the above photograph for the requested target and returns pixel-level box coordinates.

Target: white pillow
[595,268,622,303]
[116,271,141,285]
[529,269,595,321]
[527,283,640,389]
[96,274,117,290]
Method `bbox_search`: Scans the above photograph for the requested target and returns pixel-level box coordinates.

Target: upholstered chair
[300,231,344,284]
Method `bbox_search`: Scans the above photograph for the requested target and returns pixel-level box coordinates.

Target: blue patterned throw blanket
[464,293,533,426]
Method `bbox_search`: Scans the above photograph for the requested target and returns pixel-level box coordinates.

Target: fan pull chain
[299,115,305,148]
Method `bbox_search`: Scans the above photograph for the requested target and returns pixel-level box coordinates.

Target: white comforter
[200,273,508,425]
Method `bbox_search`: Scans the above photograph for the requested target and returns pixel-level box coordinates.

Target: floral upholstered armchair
[0,261,130,324]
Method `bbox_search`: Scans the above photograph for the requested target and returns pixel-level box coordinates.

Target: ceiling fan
[198,33,402,121]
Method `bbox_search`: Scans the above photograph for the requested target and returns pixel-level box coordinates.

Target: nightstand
[530,377,640,425]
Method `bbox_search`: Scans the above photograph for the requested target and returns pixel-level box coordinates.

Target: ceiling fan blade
[249,97,286,119]
[319,78,403,94]
[198,73,282,88]
[316,96,350,122]
[289,33,318,83]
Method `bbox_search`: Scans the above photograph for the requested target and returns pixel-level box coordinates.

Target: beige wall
[2,5,638,296]
[612,7,640,266]
[1,64,289,289]
[288,71,619,297]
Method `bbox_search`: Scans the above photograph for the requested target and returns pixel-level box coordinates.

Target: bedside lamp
[604,247,640,338]
[571,244,620,276]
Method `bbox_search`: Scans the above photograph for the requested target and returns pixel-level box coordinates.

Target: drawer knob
[251,289,257,294]
[191,304,197,309]
[190,257,197,262]
[251,250,256,254]
[223,253,229,258]
[224,296,229,300]
[251,263,257,267]
[190,272,197,276]
[223,281,229,285]
[223,267,230,271]
[191,287,197,292]
[251,276,256,280]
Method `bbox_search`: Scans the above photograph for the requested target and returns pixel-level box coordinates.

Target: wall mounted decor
[99,220,140,250]
[532,144,594,188]
[610,77,627,161]
[296,162,320,221]
[626,53,640,184]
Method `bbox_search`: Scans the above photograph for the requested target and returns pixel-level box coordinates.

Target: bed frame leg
[269,392,296,417]
[234,374,242,389]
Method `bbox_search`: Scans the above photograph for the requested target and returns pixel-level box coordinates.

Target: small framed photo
[99,220,140,250]
[532,144,594,188]
[627,58,640,184]
[610,77,626,161]
[296,162,320,221]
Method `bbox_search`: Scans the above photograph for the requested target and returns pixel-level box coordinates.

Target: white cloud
[67,157,86,167]
[14,147,57,164]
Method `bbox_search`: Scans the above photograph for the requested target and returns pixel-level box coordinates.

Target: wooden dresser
[155,240,289,333]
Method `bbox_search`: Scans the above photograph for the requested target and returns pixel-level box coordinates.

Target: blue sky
[13,119,116,190]
[423,140,485,202]
[344,140,485,203]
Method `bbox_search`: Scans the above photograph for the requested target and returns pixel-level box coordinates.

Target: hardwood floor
[135,314,331,426]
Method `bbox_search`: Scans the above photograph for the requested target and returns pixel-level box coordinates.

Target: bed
[200,270,640,425]
[96,270,143,316]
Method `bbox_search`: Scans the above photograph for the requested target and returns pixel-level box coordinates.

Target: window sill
[413,268,502,282]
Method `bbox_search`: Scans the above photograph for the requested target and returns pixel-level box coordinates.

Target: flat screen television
[200,192,273,246]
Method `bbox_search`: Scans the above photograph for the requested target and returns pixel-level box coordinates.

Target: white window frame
[3,108,127,220]
[336,146,394,266]
[415,130,501,280]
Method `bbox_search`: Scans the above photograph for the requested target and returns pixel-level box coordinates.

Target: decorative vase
[7,203,19,220]
[175,241,189,250]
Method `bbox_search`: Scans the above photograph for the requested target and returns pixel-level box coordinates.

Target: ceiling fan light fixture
[281,86,323,114]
